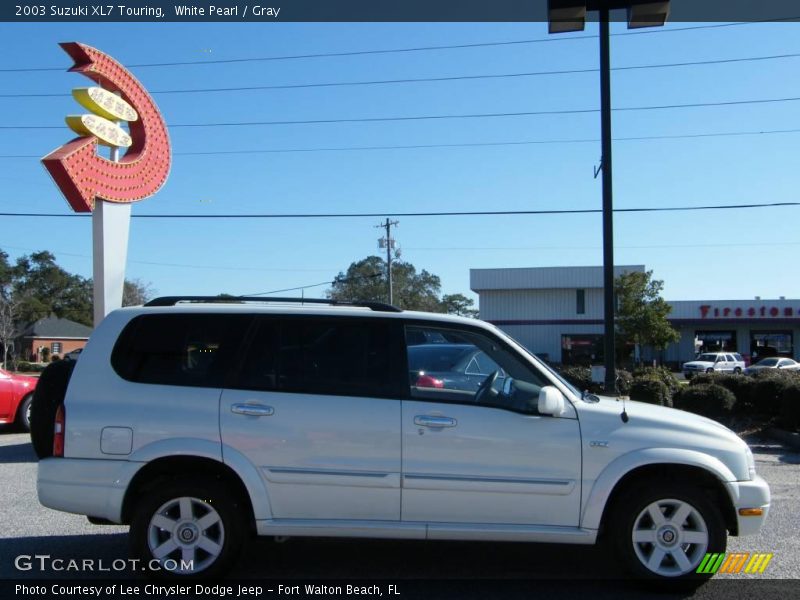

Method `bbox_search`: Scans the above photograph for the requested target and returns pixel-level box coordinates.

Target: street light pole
[548,1,670,394]
[599,7,616,393]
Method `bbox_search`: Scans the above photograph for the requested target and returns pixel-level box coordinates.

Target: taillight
[416,374,444,388]
[53,404,65,457]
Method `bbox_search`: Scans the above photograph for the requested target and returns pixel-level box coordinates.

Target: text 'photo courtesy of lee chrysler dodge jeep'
[35,297,770,582]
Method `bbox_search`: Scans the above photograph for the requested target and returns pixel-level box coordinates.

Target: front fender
[581,447,737,530]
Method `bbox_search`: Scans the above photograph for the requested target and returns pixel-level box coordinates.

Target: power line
[0,244,335,273]
[3,126,799,159]
[4,52,800,98]
[1,202,797,220]
[406,241,800,251]
[2,19,796,73]
[4,95,800,130]
[244,272,382,297]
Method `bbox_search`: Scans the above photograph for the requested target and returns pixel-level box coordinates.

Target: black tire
[15,394,33,432]
[705,368,714,373]
[130,478,245,579]
[609,480,727,585]
[733,367,742,375]
[29,359,76,459]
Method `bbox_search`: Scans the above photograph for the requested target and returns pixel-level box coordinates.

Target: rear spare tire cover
[30,359,76,459]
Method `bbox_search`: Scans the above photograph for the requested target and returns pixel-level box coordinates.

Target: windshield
[756,358,779,367]
[696,353,718,362]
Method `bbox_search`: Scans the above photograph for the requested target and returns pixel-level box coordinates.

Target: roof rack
[143,296,403,313]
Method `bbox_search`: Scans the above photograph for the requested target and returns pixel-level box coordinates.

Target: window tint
[234,317,401,399]
[111,314,252,388]
[406,325,547,413]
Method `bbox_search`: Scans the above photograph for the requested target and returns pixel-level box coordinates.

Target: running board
[256,519,597,544]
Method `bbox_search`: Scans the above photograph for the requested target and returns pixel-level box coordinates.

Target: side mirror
[538,386,566,416]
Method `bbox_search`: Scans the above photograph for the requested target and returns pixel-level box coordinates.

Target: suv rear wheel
[610,481,726,583]
[130,479,245,578]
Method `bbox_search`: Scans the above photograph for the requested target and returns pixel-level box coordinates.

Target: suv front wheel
[610,481,726,583]
[130,479,245,578]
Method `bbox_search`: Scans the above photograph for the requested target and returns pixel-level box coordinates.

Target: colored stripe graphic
[745,553,774,574]
[697,552,774,574]
[697,553,726,574]
[719,553,750,573]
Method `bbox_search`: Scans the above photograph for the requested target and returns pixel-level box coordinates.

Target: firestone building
[470,265,799,367]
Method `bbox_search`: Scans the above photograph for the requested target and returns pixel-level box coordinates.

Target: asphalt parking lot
[0,427,797,597]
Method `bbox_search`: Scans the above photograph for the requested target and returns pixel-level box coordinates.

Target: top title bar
[3,1,800,23]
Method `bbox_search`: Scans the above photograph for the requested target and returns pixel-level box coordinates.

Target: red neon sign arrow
[42,42,171,213]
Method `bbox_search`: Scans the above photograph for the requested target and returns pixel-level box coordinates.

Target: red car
[0,368,37,431]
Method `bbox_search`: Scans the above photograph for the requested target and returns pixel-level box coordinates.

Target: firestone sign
[42,42,171,212]
[699,305,800,319]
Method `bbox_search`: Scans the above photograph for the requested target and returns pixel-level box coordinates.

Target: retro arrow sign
[42,42,171,213]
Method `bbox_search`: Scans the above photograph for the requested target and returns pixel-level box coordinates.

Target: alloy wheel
[631,498,709,577]
[147,496,225,574]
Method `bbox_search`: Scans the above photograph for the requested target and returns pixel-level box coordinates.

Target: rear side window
[111,314,252,388]
[233,317,404,399]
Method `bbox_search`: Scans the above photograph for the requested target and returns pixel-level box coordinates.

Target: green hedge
[630,378,672,407]
[14,361,46,373]
[749,370,800,416]
[632,366,680,395]
[556,366,632,395]
[689,373,754,412]
[674,383,736,418]
[780,384,800,431]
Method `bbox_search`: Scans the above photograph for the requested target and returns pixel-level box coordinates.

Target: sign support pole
[91,99,132,326]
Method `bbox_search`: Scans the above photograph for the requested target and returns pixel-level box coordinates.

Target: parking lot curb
[765,427,800,450]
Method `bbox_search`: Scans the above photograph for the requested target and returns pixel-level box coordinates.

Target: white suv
[683,352,746,379]
[36,297,770,581]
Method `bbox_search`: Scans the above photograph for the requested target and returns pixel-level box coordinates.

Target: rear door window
[232,317,405,399]
[111,313,252,388]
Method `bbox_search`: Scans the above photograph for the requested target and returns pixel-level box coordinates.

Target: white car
[36,297,769,581]
[745,357,800,374]
[683,352,746,379]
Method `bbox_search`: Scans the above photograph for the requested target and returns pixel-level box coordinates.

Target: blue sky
[0,19,798,303]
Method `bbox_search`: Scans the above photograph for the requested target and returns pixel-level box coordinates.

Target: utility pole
[376,219,399,304]
[598,7,616,394]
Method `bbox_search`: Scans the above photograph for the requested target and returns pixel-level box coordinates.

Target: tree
[614,270,680,363]
[441,293,478,318]
[1,247,155,329]
[328,255,447,312]
[123,278,154,306]
[12,251,93,326]
[0,284,20,369]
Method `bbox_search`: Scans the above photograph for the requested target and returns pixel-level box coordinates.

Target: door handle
[231,403,274,417]
[414,415,457,428]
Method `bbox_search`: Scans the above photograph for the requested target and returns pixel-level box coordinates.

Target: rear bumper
[726,474,771,536]
[38,458,141,523]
